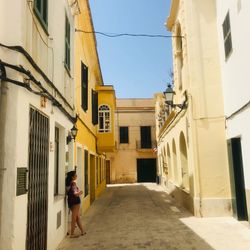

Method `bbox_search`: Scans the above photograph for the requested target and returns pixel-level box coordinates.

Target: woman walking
[66,170,86,238]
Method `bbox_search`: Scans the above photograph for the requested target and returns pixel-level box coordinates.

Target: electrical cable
[0,43,74,111]
[0,60,76,123]
[75,29,184,39]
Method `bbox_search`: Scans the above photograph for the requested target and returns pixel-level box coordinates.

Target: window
[92,90,98,125]
[140,126,152,149]
[54,127,59,195]
[223,12,233,59]
[65,15,71,70]
[120,127,129,143]
[98,105,111,132]
[81,62,88,111]
[84,150,89,197]
[34,0,48,31]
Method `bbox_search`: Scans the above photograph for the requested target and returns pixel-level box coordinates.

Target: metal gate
[26,108,49,250]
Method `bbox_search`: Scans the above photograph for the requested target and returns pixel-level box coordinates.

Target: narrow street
[57,183,250,250]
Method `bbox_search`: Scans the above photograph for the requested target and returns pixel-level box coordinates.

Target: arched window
[98,105,111,132]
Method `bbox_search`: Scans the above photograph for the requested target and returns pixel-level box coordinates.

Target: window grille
[54,127,59,196]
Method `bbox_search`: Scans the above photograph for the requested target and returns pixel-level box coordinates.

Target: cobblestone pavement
[57,183,250,250]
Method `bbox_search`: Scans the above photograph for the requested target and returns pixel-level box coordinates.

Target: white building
[216,0,250,221]
[0,0,79,249]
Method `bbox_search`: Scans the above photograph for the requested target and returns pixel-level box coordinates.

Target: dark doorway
[137,159,156,182]
[90,154,95,204]
[106,160,111,184]
[228,138,248,221]
[140,126,152,148]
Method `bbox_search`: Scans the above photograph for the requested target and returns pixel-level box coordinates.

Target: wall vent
[16,168,28,196]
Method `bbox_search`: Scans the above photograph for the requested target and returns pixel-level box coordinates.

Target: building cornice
[166,0,180,31]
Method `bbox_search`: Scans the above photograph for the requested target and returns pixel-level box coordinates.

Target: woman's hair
[65,170,76,187]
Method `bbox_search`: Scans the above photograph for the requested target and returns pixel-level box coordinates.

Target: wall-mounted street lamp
[163,84,188,109]
[66,124,78,144]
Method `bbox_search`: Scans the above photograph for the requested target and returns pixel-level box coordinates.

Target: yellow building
[74,0,115,213]
[156,0,232,217]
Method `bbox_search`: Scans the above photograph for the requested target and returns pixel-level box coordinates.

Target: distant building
[156,0,232,217]
[107,98,157,184]
[216,0,250,221]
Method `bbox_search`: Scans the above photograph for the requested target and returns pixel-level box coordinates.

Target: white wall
[216,0,250,116]
[216,0,250,189]
[0,0,76,249]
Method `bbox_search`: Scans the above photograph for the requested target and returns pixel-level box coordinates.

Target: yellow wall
[96,85,116,152]
[74,0,107,214]
[156,0,232,217]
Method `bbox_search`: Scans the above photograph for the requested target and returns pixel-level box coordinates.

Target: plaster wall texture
[0,1,76,249]
[74,0,113,215]
[110,99,156,183]
[158,0,231,216]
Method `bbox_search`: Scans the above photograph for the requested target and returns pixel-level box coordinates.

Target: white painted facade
[0,1,77,249]
[216,0,250,220]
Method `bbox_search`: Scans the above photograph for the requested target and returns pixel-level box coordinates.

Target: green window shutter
[222,12,233,59]
[120,127,129,143]
[34,0,48,31]
[65,15,71,70]
[92,90,98,125]
[81,62,88,111]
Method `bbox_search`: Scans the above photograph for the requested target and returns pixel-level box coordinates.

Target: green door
[228,138,248,221]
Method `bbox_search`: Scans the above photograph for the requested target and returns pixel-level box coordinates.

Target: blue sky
[89,0,172,98]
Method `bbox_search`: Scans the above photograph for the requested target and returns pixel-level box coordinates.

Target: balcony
[136,140,157,151]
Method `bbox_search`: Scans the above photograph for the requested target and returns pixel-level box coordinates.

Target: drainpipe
[0,66,8,244]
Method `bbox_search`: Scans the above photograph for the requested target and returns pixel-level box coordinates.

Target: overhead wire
[75,29,184,39]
